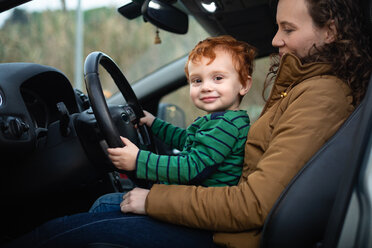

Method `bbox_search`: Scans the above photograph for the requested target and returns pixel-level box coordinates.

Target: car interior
[0,0,371,247]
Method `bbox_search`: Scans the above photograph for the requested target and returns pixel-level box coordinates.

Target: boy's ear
[240,76,252,96]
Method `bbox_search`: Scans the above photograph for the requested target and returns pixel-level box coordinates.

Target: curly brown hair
[185,35,257,87]
[265,0,372,105]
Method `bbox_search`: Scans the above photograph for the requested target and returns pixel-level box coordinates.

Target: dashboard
[0,62,100,196]
[0,63,115,231]
[0,63,81,155]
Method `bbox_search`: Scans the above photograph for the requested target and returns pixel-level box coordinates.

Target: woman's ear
[240,76,252,96]
[325,20,337,43]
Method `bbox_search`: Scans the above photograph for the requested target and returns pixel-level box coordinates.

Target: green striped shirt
[136,110,250,187]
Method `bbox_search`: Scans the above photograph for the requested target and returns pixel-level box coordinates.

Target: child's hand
[107,136,139,171]
[139,110,155,127]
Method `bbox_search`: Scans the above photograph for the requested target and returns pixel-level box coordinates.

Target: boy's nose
[201,80,213,91]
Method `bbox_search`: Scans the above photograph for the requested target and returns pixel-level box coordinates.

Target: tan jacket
[145,54,355,248]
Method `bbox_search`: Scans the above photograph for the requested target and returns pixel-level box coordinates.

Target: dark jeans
[3,197,218,248]
[88,192,125,213]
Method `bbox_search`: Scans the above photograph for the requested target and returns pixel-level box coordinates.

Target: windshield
[0,0,209,97]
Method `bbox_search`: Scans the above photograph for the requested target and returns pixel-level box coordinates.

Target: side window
[160,56,271,126]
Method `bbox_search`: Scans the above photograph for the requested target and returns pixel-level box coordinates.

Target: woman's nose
[272,31,284,48]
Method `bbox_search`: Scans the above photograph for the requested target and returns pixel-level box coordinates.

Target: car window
[161,56,271,125]
[0,0,209,97]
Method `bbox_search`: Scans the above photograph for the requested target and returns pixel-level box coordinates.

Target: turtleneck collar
[262,53,333,113]
[275,53,332,88]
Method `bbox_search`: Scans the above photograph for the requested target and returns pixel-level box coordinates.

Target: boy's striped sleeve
[151,118,187,151]
[136,117,240,184]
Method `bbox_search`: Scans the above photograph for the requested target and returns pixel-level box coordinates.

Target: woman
[5,0,372,247]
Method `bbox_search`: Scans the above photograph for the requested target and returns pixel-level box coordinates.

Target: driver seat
[260,1,372,246]
[260,85,370,247]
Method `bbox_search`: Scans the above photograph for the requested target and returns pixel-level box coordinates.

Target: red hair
[185,35,257,86]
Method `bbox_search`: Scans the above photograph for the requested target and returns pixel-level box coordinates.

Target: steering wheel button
[87,108,94,114]
[121,113,130,124]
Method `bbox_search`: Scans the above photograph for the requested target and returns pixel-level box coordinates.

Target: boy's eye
[214,76,223,81]
[191,78,202,84]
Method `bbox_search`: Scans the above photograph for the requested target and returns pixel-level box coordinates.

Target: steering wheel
[83,51,156,184]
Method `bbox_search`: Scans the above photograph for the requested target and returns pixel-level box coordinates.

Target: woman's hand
[107,136,139,171]
[139,110,155,127]
[120,187,150,215]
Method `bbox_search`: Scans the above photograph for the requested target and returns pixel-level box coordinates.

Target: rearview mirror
[117,1,143,20]
[141,0,188,34]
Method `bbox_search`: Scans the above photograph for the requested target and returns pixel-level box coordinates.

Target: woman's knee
[89,192,126,213]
